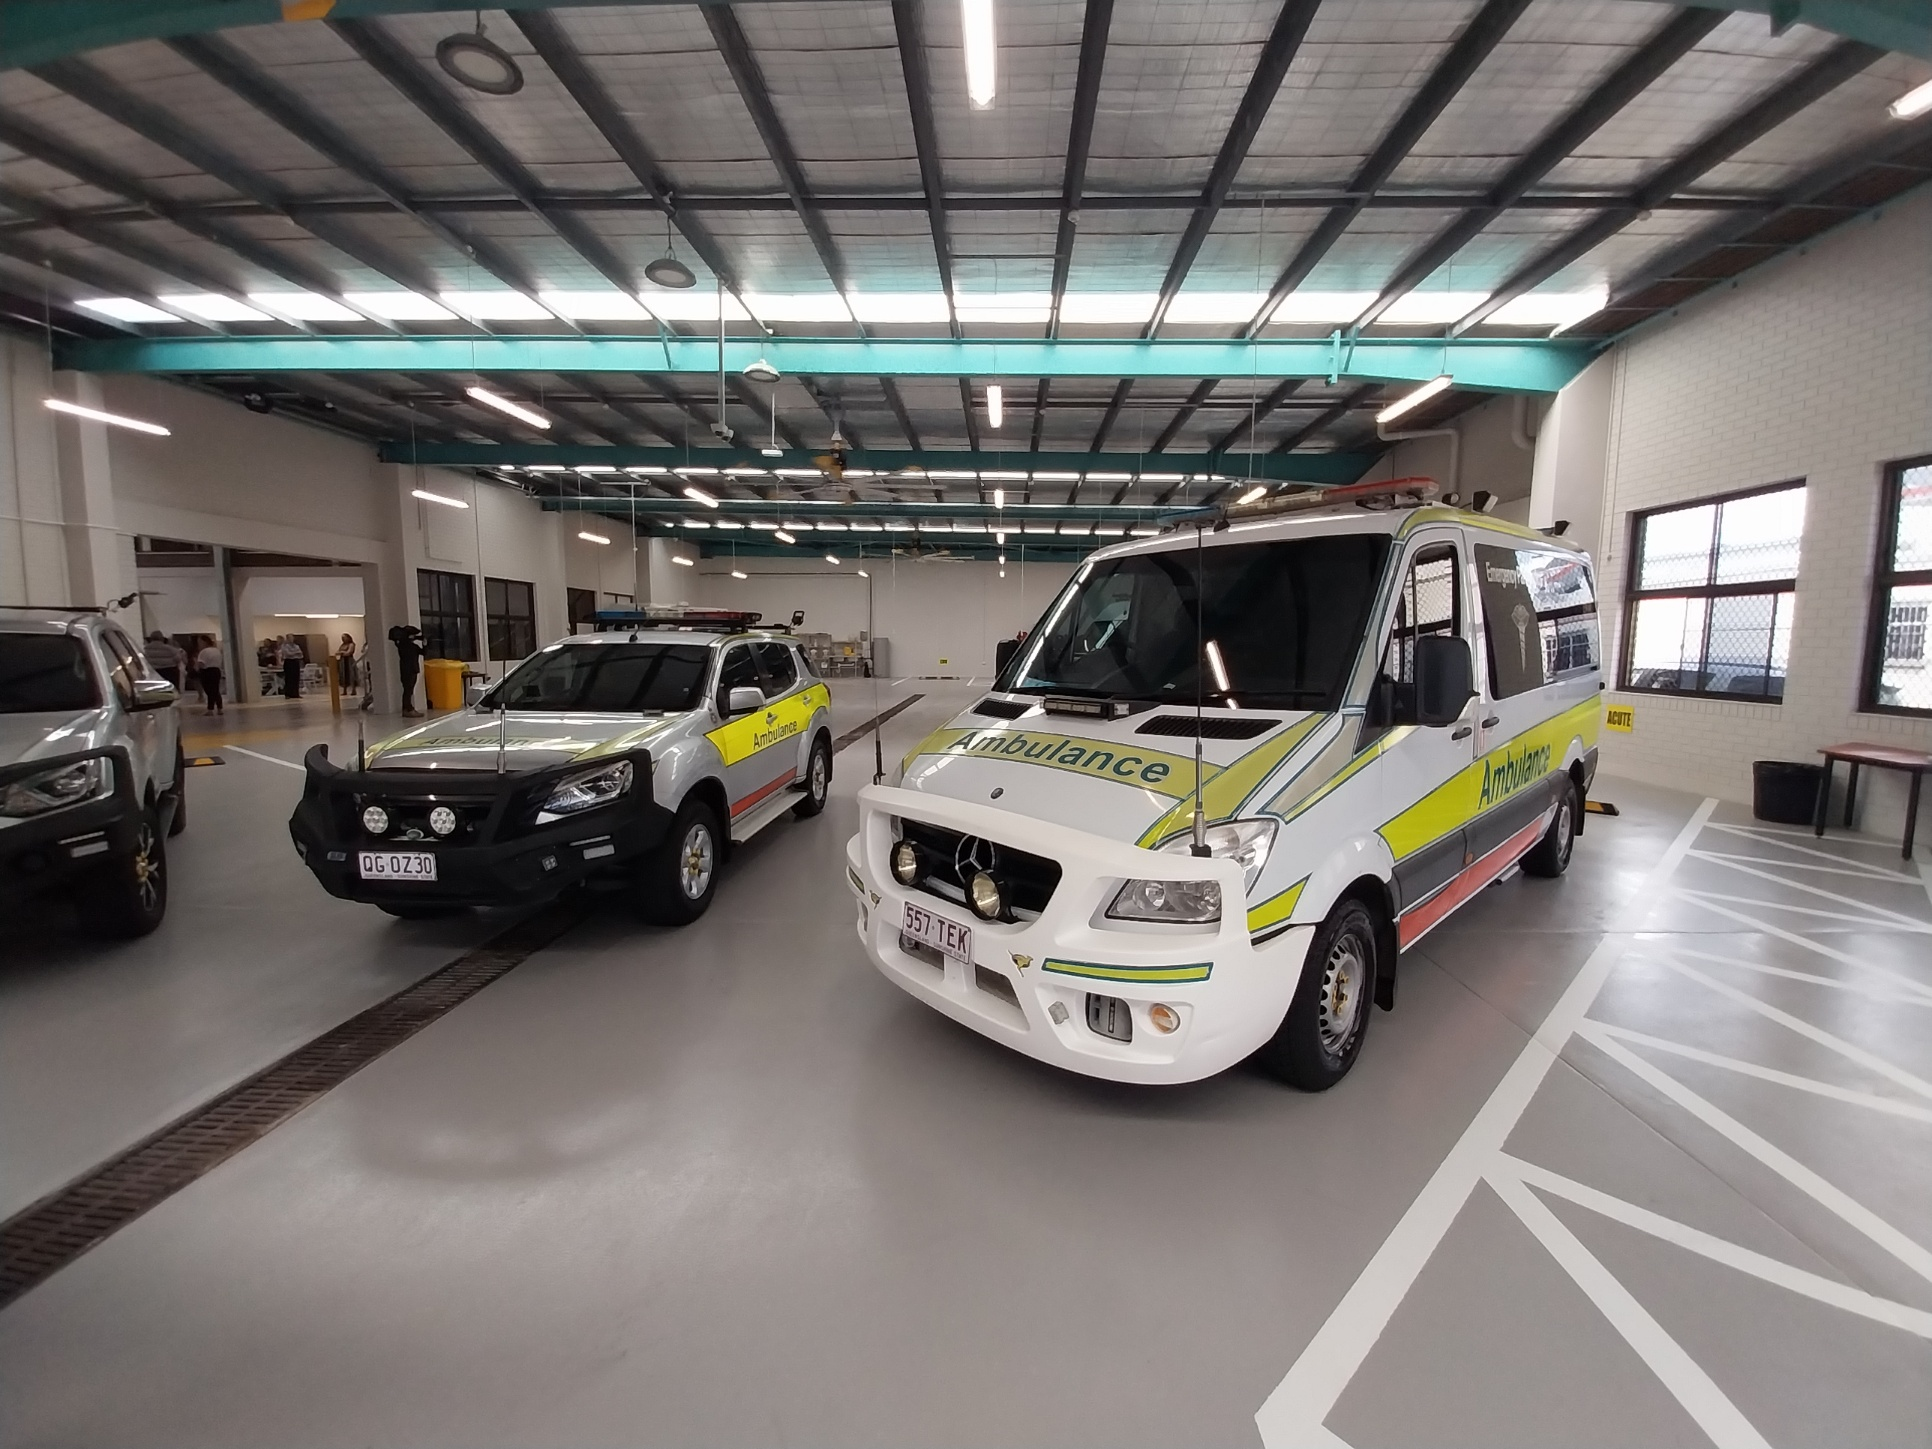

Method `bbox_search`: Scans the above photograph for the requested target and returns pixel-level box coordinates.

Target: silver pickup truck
[0,606,186,937]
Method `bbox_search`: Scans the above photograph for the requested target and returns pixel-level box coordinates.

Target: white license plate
[902,900,973,965]
[358,850,438,882]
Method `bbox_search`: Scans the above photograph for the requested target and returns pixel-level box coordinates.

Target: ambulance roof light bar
[1214,475,1440,523]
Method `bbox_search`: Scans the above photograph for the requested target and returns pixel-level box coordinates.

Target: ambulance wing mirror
[1413,635,1475,727]
[725,685,766,716]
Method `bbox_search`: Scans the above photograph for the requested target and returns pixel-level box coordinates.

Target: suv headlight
[0,757,113,818]
[535,760,633,822]
[1106,819,1278,924]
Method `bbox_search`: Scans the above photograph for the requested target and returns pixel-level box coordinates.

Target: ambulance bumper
[848,784,1313,1086]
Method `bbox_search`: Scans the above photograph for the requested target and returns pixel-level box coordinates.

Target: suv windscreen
[482,641,710,713]
[0,633,101,714]
[1000,533,1391,710]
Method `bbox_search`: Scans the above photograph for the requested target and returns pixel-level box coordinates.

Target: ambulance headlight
[1106,819,1278,923]
[535,760,632,821]
[891,839,921,885]
[966,870,1004,921]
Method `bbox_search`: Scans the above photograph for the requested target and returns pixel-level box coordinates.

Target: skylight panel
[249,291,361,322]
[1376,292,1491,325]
[1267,292,1379,324]
[345,291,456,320]
[158,294,273,322]
[75,297,180,324]
[1060,294,1159,324]
[845,293,952,323]
[440,291,552,320]
[539,291,651,320]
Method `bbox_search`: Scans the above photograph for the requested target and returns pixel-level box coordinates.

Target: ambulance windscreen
[481,641,711,713]
[1001,534,1389,711]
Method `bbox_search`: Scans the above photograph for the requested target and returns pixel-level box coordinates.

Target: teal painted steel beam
[4,1,1925,71]
[379,441,1374,484]
[57,333,1594,392]
[540,496,1202,521]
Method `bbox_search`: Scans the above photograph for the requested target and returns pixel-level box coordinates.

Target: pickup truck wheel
[93,806,168,939]
[167,742,188,837]
[637,797,722,925]
[1520,776,1578,878]
[792,733,832,818]
[1254,897,1378,1091]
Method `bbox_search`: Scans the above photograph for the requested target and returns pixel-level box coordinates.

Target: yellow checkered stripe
[1133,713,1329,847]
[1042,958,1213,984]
[1246,877,1307,934]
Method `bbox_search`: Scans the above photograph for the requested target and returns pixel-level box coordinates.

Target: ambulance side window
[754,641,797,694]
[716,645,760,712]
[1365,545,1461,738]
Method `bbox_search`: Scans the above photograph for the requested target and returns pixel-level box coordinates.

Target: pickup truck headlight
[0,757,113,818]
[1106,819,1278,924]
[535,760,632,822]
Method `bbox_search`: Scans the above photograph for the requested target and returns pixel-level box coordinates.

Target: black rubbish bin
[1752,760,1823,825]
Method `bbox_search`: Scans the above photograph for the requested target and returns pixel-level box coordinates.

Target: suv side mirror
[1414,635,1474,726]
[724,685,765,716]
[129,677,178,711]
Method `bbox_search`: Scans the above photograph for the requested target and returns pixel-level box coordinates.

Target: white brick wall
[1594,187,1932,842]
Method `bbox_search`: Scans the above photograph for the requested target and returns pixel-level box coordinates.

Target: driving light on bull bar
[1148,1003,1181,1034]
[536,760,633,822]
[428,805,458,837]
[967,869,1004,921]
[361,805,390,835]
[1107,818,1279,923]
[891,839,921,885]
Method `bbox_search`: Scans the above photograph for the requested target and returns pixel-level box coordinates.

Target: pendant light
[436,12,523,95]
[645,213,696,290]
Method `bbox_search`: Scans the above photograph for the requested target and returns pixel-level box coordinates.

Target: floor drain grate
[0,900,584,1310]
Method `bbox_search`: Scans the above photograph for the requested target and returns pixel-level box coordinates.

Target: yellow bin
[423,657,466,712]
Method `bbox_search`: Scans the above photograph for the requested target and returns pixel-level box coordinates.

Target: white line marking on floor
[1253,797,1718,1449]
[1713,821,1902,851]
[1691,848,1918,883]
[1499,1156,1932,1338]
[1486,1170,1774,1449]
[1580,1027,1932,1285]
[1670,895,1932,998]
[1686,852,1932,928]
[1649,957,1932,1101]
[224,745,305,772]
[1587,1023,1932,1124]
[1675,887,1932,932]
[1666,946,1932,1007]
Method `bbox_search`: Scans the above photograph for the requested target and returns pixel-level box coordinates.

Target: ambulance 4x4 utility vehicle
[847,480,1601,1089]
[291,612,831,921]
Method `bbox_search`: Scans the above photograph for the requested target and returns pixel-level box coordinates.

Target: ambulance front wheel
[1255,896,1379,1091]
[1521,775,1578,878]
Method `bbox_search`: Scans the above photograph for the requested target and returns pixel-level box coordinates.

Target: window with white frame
[1862,457,1932,715]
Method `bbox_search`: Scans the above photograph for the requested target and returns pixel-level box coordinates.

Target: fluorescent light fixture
[714,520,744,530]
[814,522,848,531]
[998,553,1007,565]
[412,488,468,509]
[1377,375,1453,424]
[1130,525,1160,536]
[993,487,1005,509]
[1085,471,1132,482]
[774,467,822,478]
[1022,523,1055,534]
[578,530,611,545]
[845,292,952,324]
[344,291,455,320]
[1266,292,1378,324]
[440,290,551,320]
[1058,522,1090,536]
[749,520,780,530]
[856,568,869,578]
[953,521,985,533]
[761,445,785,458]
[671,554,694,567]
[731,569,748,579]
[824,554,841,565]
[1377,291,1491,325]
[575,464,618,474]
[985,384,1004,429]
[1141,472,1184,483]
[1032,471,1079,482]
[76,297,180,324]
[1095,525,1126,536]
[742,292,853,322]
[850,521,883,532]
[962,0,996,108]
[679,465,721,475]
[1205,639,1230,692]
[955,293,1051,323]
[928,470,979,480]
[1486,288,1608,331]
[1890,77,1932,119]
[158,293,273,322]
[682,519,711,529]
[625,465,669,474]
[683,485,720,508]
[526,463,567,472]
[993,530,1006,544]
[275,613,341,619]
[1059,293,1158,325]
[43,397,170,435]
[248,291,361,322]
[538,290,650,320]
[1236,485,1267,506]
[466,386,551,429]
[844,469,876,479]
[982,469,1027,481]
[1165,291,1267,324]
[723,466,767,476]
[775,530,798,544]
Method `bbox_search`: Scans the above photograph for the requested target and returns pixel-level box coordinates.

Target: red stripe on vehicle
[731,769,796,817]
[1397,813,1550,950]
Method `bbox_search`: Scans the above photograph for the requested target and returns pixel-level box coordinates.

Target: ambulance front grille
[896,818,1062,915]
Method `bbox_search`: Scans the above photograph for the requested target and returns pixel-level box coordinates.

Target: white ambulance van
[845,481,1602,1089]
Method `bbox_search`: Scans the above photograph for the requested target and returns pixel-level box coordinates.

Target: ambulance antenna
[1190,520,1209,857]
[496,697,507,775]
[357,714,366,774]
[868,557,885,783]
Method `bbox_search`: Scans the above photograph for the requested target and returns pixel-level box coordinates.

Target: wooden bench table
[1812,742,1932,859]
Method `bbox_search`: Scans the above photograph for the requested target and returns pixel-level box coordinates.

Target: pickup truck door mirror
[129,677,179,711]
[724,685,765,717]
[1413,634,1475,727]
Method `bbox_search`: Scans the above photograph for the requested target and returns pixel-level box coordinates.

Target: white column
[1527,352,1616,558]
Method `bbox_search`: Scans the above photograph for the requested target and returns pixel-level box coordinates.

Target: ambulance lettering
[947,729,1173,788]
[1478,741,1553,808]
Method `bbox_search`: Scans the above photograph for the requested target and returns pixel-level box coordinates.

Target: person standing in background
[390,624,425,717]
[144,631,185,692]
[336,633,357,695]
[281,635,304,699]
[194,635,224,715]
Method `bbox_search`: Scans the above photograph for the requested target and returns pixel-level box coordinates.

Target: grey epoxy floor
[3,682,1928,1447]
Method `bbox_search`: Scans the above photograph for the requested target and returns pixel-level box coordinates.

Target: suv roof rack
[590,607,769,633]
[1220,476,1439,523]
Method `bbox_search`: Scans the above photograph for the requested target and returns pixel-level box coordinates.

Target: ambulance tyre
[638,796,722,926]
[1521,775,1578,878]
[793,732,832,818]
[1256,896,1379,1091]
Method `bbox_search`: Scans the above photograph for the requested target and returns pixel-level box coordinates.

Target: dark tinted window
[417,568,477,660]
[484,643,709,713]
[717,645,759,705]
[485,577,536,661]
[1005,534,1390,710]
[754,641,797,692]
[0,634,101,714]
